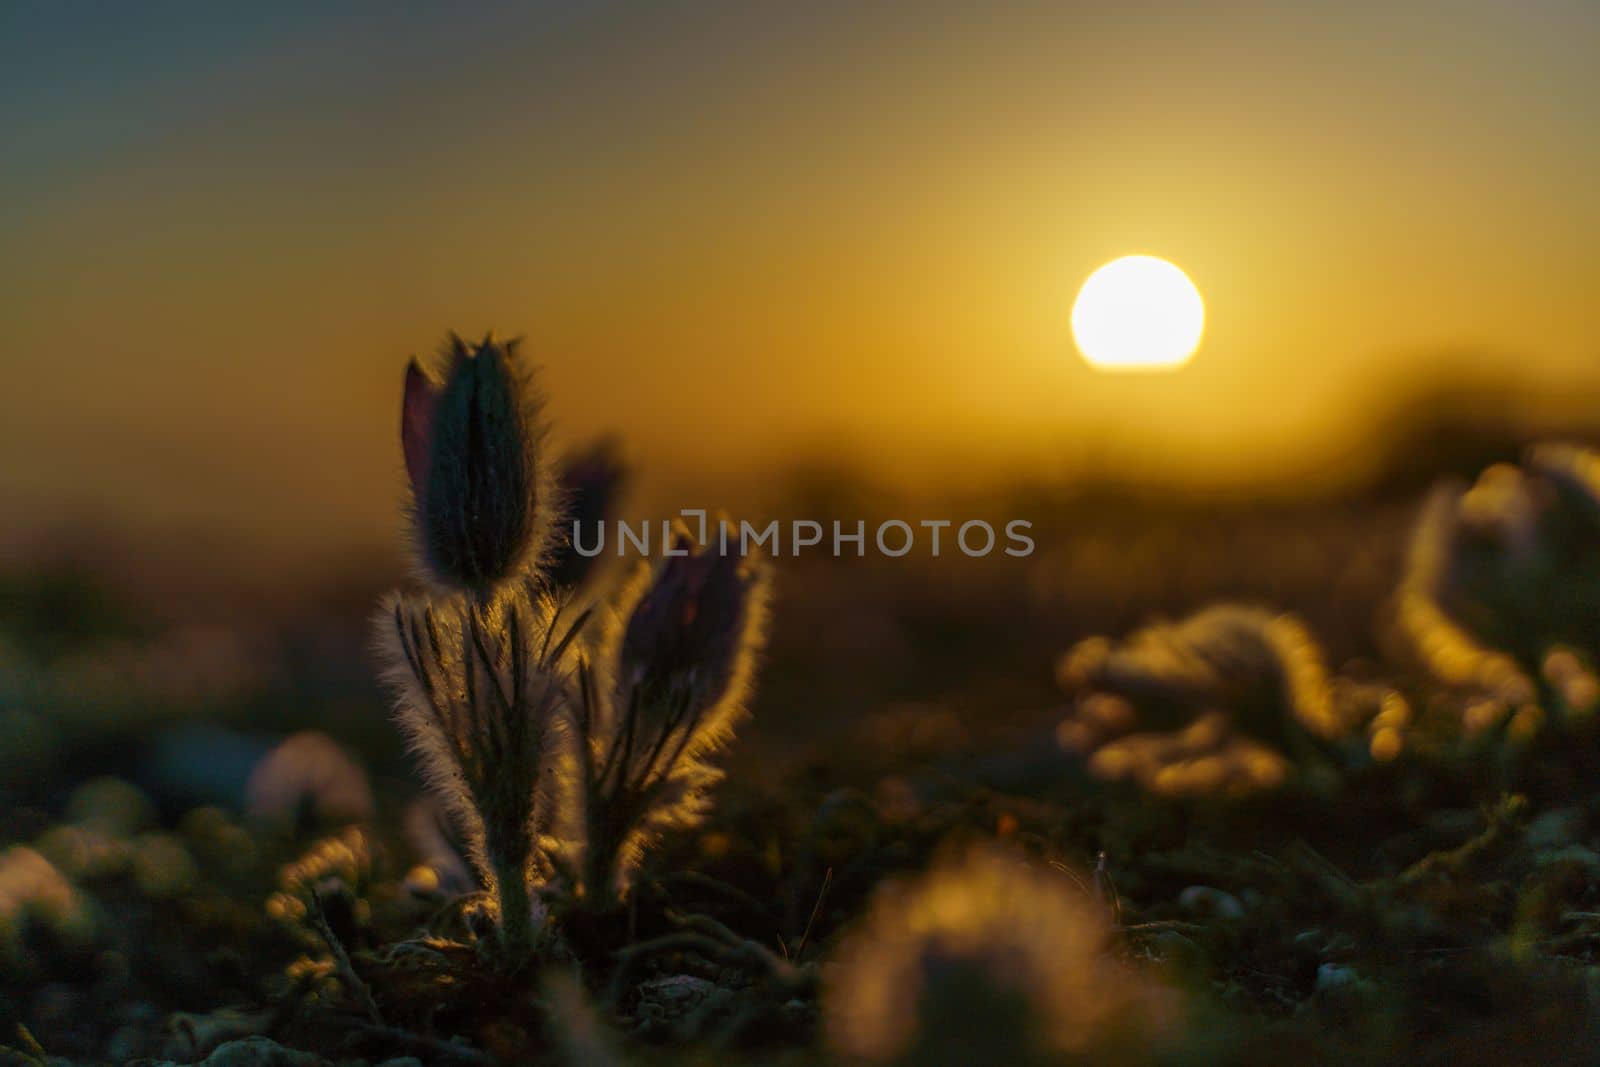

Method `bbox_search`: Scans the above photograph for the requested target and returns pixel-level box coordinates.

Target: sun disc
[1072,255,1205,371]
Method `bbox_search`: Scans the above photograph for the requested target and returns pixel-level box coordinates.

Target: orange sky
[2,2,1597,558]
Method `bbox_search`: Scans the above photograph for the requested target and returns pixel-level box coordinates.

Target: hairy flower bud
[401,333,554,597]
[567,522,771,901]
[548,437,627,588]
[620,526,756,716]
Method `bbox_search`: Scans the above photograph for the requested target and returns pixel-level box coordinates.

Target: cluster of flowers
[1054,441,1600,796]
[376,334,771,954]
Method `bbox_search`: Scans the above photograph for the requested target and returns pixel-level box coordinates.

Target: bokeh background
[3,0,1600,825]
[3,2,1599,587]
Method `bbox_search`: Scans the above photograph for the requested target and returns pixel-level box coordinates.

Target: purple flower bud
[400,334,552,597]
[401,359,441,499]
[621,527,761,716]
[548,437,627,588]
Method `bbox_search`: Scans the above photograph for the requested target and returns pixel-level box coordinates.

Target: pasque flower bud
[547,437,627,589]
[567,523,771,903]
[401,333,554,597]
[620,526,759,717]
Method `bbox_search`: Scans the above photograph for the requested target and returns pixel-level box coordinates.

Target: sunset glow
[6,7,1600,1063]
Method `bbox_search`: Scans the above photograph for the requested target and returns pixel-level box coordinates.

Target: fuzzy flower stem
[463,603,537,955]
[491,848,537,956]
[382,588,571,959]
[579,796,627,911]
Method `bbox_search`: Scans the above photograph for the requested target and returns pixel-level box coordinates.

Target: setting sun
[1072,256,1206,372]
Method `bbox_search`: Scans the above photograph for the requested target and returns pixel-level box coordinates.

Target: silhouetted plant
[378,334,575,956]
[565,523,771,907]
[1396,442,1600,737]
[824,844,1180,1066]
[1056,603,1403,794]
[1058,603,1355,746]
[373,333,770,961]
